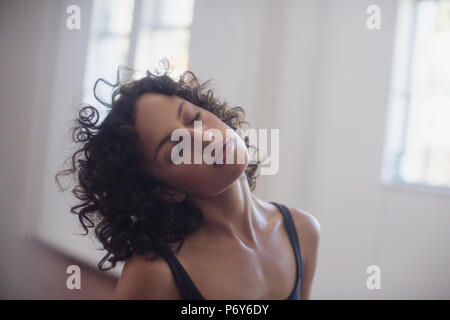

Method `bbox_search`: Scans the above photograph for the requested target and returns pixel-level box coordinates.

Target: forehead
[134,93,181,157]
[135,93,178,116]
[135,93,179,127]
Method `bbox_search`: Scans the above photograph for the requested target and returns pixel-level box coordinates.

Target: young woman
[56,61,320,300]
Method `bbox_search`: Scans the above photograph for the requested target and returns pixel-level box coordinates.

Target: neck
[188,173,267,249]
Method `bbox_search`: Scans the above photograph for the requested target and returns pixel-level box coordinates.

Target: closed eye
[189,112,201,126]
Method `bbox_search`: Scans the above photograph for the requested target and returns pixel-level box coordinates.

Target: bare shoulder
[115,252,180,300]
[287,207,321,263]
[288,207,321,244]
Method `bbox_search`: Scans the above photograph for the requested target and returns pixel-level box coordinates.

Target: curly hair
[55,59,262,271]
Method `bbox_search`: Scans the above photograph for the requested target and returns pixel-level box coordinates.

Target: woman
[56,60,320,300]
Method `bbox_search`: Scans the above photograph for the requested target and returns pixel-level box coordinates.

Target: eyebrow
[153,100,185,161]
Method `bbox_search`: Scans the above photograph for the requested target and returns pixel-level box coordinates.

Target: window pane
[82,0,135,124]
[83,36,130,114]
[133,28,191,79]
[384,0,450,190]
[91,0,135,36]
[160,0,195,27]
[398,0,450,188]
[141,0,195,27]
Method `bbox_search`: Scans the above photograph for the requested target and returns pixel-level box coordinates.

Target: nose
[187,127,215,149]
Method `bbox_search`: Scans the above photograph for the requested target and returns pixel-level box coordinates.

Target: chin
[209,162,248,196]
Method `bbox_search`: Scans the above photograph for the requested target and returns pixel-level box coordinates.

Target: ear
[153,186,186,203]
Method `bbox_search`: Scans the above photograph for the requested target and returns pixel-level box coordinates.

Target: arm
[289,207,321,300]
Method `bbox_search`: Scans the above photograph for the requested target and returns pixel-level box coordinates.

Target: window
[82,0,195,121]
[382,0,450,191]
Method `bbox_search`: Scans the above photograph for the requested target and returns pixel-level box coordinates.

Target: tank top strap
[163,202,303,300]
[162,252,205,300]
[270,201,303,299]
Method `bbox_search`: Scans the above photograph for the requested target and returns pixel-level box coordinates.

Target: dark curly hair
[55,59,262,271]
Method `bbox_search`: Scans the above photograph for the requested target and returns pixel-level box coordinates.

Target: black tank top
[162,202,303,300]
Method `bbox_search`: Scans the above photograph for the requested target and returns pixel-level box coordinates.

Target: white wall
[0,0,123,290]
[0,0,62,296]
[296,0,450,299]
[30,0,124,277]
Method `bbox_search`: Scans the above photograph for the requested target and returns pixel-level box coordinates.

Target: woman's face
[134,93,248,197]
